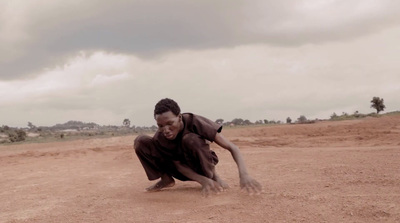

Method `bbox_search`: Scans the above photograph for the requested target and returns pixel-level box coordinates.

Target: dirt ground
[1,115,400,223]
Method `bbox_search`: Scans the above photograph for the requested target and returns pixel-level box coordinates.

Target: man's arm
[214,133,262,194]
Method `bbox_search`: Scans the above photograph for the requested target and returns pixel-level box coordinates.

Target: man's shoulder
[182,113,211,125]
[182,112,208,120]
[182,113,219,129]
[182,112,222,141]
[182,112,194,118]
[182,112,192,117]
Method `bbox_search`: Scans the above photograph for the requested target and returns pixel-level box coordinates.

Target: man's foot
[145,176,175,192]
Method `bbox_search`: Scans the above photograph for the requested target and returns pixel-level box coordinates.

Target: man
[134,98,262,196]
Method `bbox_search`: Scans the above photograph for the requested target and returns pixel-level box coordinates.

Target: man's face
[155,111,183,140]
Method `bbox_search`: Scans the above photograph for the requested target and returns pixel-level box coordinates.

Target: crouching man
[134,98,262,196]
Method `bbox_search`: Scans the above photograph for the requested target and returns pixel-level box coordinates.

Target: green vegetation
[0,126,27,143]
[0,120,158,145]
[8,129,27,142]
[384,111,400,116]
[329,111,378,121]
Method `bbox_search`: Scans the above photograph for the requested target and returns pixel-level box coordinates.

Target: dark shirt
[153,113,222,161]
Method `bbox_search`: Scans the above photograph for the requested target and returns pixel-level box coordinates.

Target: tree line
[0,96,387,143]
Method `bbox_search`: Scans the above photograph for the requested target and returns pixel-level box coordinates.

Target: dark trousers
[134,133,219,181]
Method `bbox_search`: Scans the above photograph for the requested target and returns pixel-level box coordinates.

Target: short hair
[154,98,181,118]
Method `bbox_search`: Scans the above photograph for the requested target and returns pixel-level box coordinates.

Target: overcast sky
[1,0,400,127]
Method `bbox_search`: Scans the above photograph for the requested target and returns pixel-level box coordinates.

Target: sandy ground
[1,115,400,223]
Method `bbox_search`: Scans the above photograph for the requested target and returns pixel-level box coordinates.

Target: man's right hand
[200,178,223,197]
[174,161,224,196]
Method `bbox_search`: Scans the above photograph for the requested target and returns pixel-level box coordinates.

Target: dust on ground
[1,115,400,222]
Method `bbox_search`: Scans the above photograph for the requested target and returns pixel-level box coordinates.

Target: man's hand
[174,161,224,197]
[214,133,263,195]
[200,178,223,197]
[240,175,262,195]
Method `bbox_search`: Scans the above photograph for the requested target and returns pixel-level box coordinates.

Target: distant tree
[353,110,360,118]
[215,119,224,125]
[223,121,232,127]
[150,125,158,132]
[231,118,244,125]
[243,119,252,125]
[297,115,307,123]
[8,129,27,142]
[27,122,36,130]
[370,96,386,114]
[123,119,131,128]
[263,119,268,124]
[286,117,292,124]
[52,120,99,131]
[330,112,338,120]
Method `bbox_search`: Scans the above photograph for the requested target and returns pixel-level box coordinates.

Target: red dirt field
[1,115,400,222]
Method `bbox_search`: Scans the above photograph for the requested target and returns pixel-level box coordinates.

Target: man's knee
[182,133,207,149]
[134,134,153,152]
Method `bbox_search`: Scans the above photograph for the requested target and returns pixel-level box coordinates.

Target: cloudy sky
[1,0,400,128]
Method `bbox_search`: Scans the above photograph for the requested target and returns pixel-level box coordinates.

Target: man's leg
[181,133,229,189]
[211,168,229,189]
[134,135,175,191]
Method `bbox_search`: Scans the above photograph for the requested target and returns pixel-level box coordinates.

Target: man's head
[154,98,181,118]
[154,98,183,140]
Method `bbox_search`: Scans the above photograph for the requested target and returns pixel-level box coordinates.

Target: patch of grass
[0,130,145,146]
[382,111,400,116]
[330,112,380,121]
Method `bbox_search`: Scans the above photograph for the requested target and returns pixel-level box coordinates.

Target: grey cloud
[1,0,400,80]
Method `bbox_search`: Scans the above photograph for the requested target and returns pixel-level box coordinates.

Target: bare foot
[145,176,175,192]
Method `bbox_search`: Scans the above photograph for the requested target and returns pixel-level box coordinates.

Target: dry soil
[1,115,400,222]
